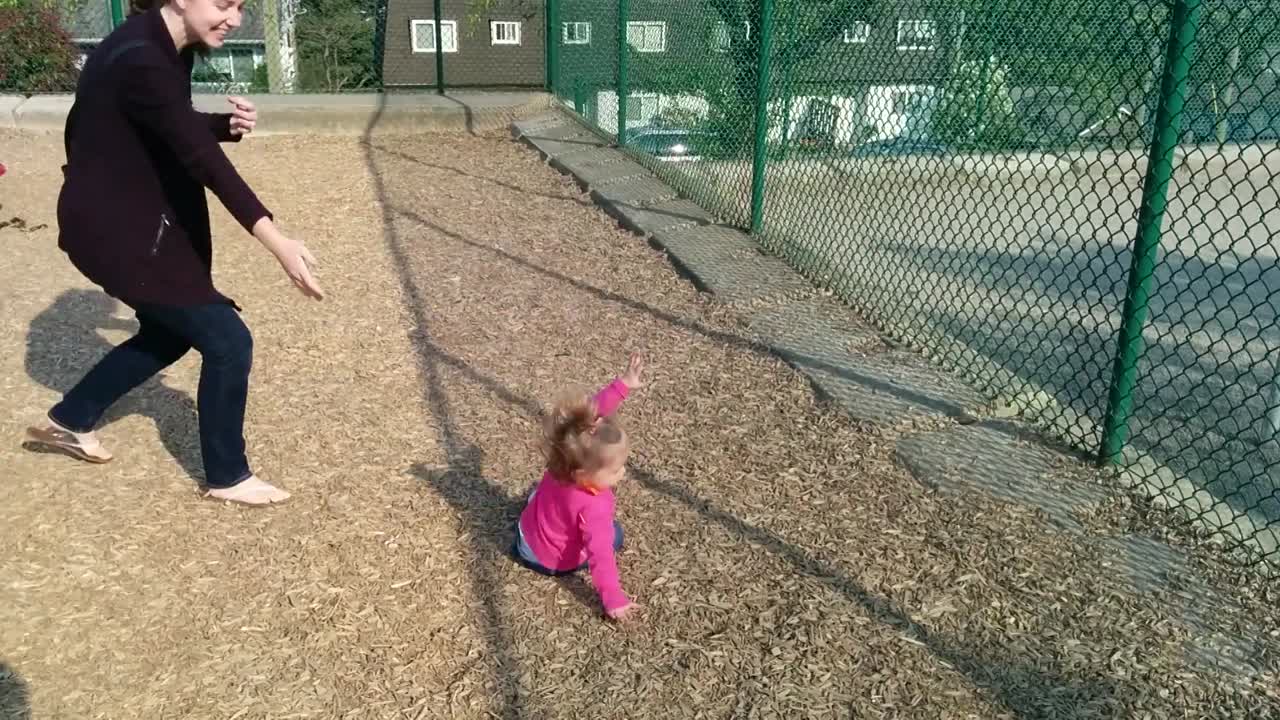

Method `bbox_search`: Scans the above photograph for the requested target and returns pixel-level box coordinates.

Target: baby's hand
[621,353,645,390]
[606,601,641,622]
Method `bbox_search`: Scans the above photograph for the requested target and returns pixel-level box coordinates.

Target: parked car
[628,128,714,162]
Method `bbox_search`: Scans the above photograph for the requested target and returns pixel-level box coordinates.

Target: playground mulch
[0,126,1276,719]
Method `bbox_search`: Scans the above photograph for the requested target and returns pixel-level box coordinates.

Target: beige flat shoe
[24,422,113,464]
[205,475,291,506]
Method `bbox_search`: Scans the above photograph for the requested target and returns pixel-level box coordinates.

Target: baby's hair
[542,387,625,482]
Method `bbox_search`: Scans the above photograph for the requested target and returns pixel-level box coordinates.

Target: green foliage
[462,0,540,38]
[706,0,880,145]
[0,0,79,94]
[934,55,1025,149]
[296,0,378,91]
[191,59,232,84]
[251,60,270,93]
[954,0,1167,125]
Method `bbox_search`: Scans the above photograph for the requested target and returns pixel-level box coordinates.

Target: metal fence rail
[548,0,1280,571]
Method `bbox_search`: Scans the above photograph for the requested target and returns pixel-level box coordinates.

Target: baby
[512,354,645,621]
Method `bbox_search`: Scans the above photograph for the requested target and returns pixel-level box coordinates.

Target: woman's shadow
[0,662,30,720]
[24,289,204,485]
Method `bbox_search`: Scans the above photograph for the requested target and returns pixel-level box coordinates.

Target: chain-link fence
[549,0,1280,572]
[1,0,548,95]
[1,0,272,94]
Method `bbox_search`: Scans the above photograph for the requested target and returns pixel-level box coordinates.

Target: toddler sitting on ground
[513,354,645,621]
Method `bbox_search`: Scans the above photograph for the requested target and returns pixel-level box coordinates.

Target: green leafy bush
[0,1,80,94]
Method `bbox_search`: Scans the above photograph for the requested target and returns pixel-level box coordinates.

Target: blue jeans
[512,521,624,576]
[50,302,254,488]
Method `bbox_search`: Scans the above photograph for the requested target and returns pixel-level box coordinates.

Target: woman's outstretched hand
[253,218,324,300]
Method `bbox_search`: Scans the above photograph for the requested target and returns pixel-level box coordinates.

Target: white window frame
[411,19,458,53]
[491,20,521,46]
[626,21,667,53]
[625,92,661,124]
[562,21,591,45]
[843,21,871,44]
[896,19,936,51]
[713,20,750,53]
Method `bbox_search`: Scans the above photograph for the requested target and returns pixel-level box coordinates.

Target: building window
[626,21,666,53]
[713,20,750,52]
[626,93,660,123]
[890,88,930,115]
[411,19,458,53]
[563,21,591,45]
[896,20,936,51]
[843,21,870,44]
[491,20,521,45]
[891,90,911,115]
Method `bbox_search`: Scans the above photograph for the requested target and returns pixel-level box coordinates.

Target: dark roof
[67,2,264,42]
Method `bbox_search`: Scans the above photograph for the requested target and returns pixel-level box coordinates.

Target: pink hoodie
[518,378,630,611]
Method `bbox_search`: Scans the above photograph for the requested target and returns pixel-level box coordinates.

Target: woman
[24,0,323,505]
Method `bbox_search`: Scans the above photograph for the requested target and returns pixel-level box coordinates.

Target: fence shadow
[361,95,1152,717]
[384,204,984,423]
[871,233,1280,531]
[363,93,533,719]
[366,141,594,208]
[0,662,30,720]
[409,462,603,615]
[23,288,204,486]
[394,320,1136,717]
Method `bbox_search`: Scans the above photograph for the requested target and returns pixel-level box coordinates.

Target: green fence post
[433,0,445,95]
[261,0,280,91]
[1099,0,1205,465]
[616,0,630,145]
[546,0,560,94]
[108,0,125,28]
[373,0,389,91]
[749,0,776,234]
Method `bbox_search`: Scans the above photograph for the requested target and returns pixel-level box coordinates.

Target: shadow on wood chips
[23,289,206,486]
[0,662,30,720]
[356,96,1209,720]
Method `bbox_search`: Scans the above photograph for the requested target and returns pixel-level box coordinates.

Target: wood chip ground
[0,128,1277,719]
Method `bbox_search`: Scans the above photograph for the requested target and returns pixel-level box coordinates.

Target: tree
[463,0,877,150]
[933,54,1022,148]
[1189,2,1280,144]
[295,0,379,92]
[946,0,1280,146]
[937,0,1168,147]
[0,0,79,94]
[462,0,540,33]
[704,0,879,149]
